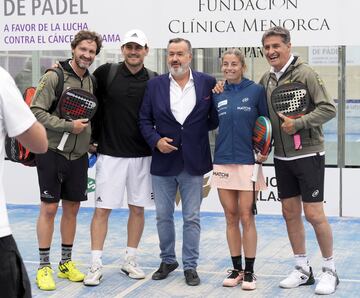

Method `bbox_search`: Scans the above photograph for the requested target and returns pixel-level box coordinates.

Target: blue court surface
[7,204,360,298]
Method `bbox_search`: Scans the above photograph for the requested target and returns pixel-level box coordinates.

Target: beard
[168,61,190,77]
[74,56,93,69]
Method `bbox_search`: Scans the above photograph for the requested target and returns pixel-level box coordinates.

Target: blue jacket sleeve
[208,77,219,131]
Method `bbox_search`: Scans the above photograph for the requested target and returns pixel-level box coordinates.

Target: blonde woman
[211,49,269,290]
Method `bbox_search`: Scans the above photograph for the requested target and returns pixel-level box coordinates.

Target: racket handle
[293,133,302,150]
[251,162,261,182]
[57,132,70,151]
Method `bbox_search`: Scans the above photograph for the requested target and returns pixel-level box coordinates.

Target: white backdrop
[1,0,360,50]
[3,161,345,217]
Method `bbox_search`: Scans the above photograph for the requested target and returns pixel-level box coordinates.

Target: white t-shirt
[0,66,36,237]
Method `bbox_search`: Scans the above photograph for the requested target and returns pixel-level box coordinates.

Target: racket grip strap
[251,162,260,182]
[293,133,302,150]
[57,132,70,151]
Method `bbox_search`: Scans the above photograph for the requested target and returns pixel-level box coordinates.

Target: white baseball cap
[121,29,148,47]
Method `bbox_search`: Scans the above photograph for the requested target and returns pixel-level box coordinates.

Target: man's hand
[156,137,178,153]
[278,113,296,135]
[71,118,89,134]
[212,80,224,94]
[89,143,98,153]
[51,61,60,68]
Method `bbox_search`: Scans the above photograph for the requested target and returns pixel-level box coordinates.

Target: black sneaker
[184,269,200,286]
[152,261,179,280]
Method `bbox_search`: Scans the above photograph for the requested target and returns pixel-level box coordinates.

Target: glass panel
[345,46,360,166]
[0,46,343,166]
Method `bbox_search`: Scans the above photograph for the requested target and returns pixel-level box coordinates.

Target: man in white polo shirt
[0,66,48,297]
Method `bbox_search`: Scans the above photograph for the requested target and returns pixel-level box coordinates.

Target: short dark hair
[71,30,103,55]
[167,38,192,53]
[261,26,291,46]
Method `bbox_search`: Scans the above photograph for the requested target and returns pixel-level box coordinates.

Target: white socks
[125,246,137,260]
[323,256,336,271]
[91,250,103,266]
[294,254,310,272]
[294,254,336,272]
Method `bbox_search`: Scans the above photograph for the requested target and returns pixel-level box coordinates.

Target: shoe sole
[279,275,315,289]
[223,281,242,287]
[83,275,103,286]
[57,272,85,282]
[242,284,256,290]
[36,280,56,291]
[121,269,145,279]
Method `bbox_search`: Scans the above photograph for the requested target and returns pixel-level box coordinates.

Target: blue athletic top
[213,78,269,165]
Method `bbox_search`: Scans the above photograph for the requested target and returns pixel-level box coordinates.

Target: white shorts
[95,154,154,209]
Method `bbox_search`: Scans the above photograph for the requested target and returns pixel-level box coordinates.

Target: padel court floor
[7,204,360,297]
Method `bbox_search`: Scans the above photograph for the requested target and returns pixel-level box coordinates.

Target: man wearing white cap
[84,29,157,286]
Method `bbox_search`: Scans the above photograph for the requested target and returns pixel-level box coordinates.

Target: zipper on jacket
[267,75,287,157]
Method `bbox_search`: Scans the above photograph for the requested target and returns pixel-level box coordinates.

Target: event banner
[1,0,359,50]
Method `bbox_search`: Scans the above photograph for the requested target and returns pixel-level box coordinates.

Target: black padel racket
[271,82,310,150]
[57,88,98,151]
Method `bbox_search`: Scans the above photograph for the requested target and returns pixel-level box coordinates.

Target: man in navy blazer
[139,38,218,286]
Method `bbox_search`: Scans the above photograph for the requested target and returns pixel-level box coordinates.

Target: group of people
[0,25,339,296]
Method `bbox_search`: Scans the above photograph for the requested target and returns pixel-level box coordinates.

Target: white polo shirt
[0,66,36,237]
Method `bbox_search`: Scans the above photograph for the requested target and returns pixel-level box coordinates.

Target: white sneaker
[121,256,145,279]
[279,266,315,288]
[315,267,339,295]
[83,263,103,286]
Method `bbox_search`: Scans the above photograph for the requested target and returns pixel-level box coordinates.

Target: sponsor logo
[218,99,228,108]
[67,91,97,109]
[312,189,319,198]
[41,190,54,199]
[213,171,229,179]
[242,97,249,102]
[277,89,307,114]
[96,197,102,202]
[237,106,251,112]
[87,178,96,193]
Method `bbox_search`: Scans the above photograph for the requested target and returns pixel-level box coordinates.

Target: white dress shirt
[169,70,196,125]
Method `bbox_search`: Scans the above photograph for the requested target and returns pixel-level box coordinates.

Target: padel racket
[271,82,310,150]
[251,116,272,182]
[57,88,98,151]
[250,116,272,215]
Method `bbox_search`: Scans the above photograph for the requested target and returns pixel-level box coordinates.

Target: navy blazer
[139,70,218,176]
